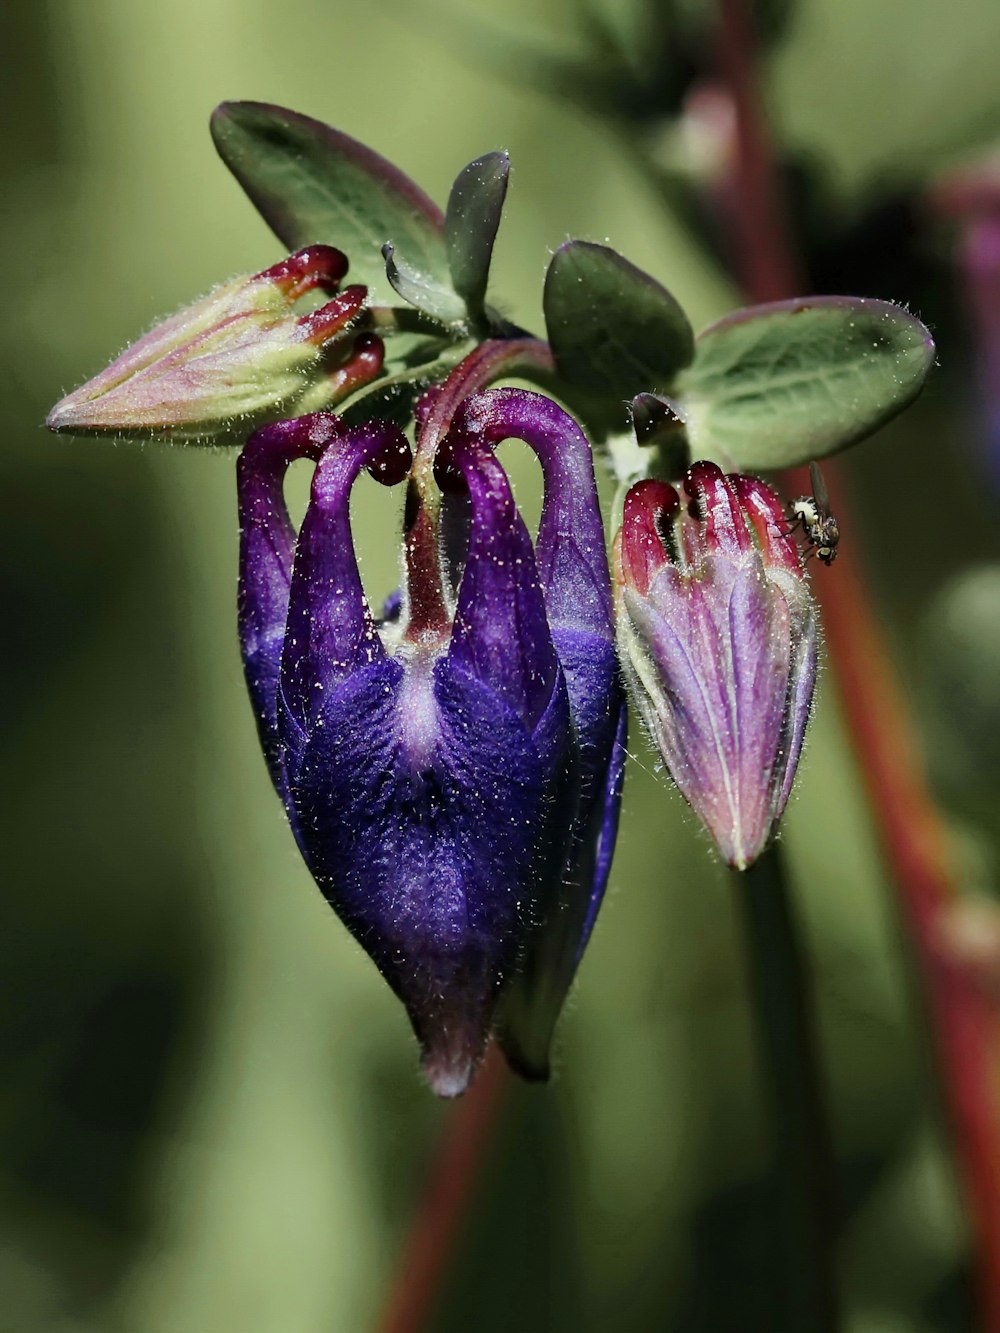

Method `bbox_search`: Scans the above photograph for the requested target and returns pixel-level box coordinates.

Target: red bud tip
[684,460,752,561]
[259,245,349,298]
[730,475,803,574]
[619,479,679,595]
[295,285,368,345]
[326,331,386,411]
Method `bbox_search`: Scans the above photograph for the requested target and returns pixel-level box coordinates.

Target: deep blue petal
[237,414,344,800]
[451,388,613,638]
[446,390,624,1077]
[446,435,561,731]
[497,631,626,1078]
[281,419,410,738]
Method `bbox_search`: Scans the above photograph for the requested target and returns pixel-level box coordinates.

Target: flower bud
[615,461,818,869]
[47,247,380,441]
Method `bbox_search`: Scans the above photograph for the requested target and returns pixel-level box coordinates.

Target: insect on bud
[614,461,818,870]
[47,246,379,441]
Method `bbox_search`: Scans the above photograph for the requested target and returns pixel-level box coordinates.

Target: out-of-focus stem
[806,534,1000,1331]
[377,1048,508,1333]
[738,846,841,1332]
[714,0,1000,1325]
[714,0,800,300]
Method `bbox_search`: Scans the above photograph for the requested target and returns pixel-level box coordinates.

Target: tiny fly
[789,462,839,565]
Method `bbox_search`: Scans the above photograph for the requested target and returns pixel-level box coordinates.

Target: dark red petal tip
[684,459,751,559]
[620,478,680,595]
[259,245,349,297]
[730,474,803,575]
[295,285,368,344]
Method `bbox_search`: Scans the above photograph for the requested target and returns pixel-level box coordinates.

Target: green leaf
[210,101,449,305]
[674,297,935,471]
[543,241,695,403]
[444,151,510,318]
[382,243,467,326]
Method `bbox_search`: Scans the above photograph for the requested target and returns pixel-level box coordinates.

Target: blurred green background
[4,1,1000,1329]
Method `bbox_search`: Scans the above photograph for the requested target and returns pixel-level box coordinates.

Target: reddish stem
[714,0,801,300]
[403,337,554,641]
[806,510,1000,1330]
[377,1048,509,1333]
[715,0,1000,1324]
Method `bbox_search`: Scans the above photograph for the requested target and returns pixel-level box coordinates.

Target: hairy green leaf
[210,102,448,305]
[382,243,467,326]
[543,241,695,404]
[675,297,935,470]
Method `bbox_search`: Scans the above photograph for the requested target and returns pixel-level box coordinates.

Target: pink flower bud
[47,247,380,441]
[615,461,818,869]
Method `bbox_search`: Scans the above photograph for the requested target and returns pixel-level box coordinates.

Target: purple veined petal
[445,434,561,732]
[446,388,625,1076]
[617,468,819,870]
[578,697,628,952]
[449,388,613,639]
[497,690,627,1080]
[280,418,412,735]
[774,593,819,821]
[724,560,794,865]
[237,413,345,796]
[625,555,794,869]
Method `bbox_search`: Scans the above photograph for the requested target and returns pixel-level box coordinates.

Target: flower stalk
[377,1050,508,1333]
[738,846,841,1333]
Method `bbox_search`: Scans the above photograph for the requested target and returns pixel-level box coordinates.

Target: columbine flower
[237,386,622,1095]
[47,246,382,441]
[614,460,817,869]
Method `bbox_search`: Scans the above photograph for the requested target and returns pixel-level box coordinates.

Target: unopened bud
[47,246,379,441]
[615,461,818,869]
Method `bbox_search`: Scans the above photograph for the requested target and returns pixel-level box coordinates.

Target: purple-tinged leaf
[211,101,449,305]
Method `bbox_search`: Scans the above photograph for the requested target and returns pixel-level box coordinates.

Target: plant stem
[713,0,1000,1325]
[808,541,1000,1331]
[377,1046,508,1333]
[714,0,801,299]
[738,846,841,1332]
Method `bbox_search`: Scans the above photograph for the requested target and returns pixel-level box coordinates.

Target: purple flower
[47,247,382,441]
[615,461,817,869]
[237,388,622,1094]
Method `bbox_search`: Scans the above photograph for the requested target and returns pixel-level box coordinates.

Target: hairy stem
[738,846,841,1332]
